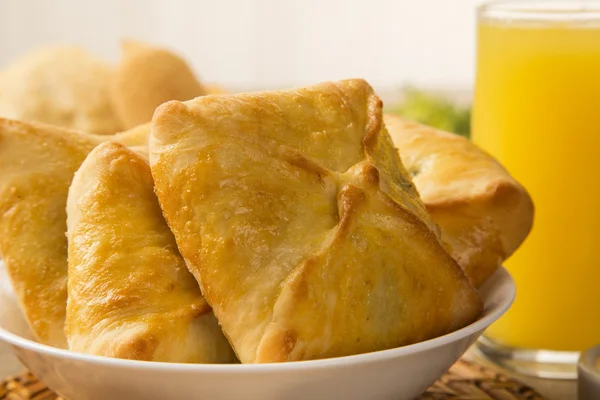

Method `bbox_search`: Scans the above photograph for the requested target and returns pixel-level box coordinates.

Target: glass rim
[478,1,600,23]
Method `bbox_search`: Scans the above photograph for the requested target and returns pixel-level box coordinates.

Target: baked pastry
[65,142,236,363]
[0,119,150,347]
[384,115,534,287]
[0,46,121,134]
[0,119,101,347]
[205,83,230,95]
[110,40,207,129]
[113,122,150,148]
[149,79,482,363]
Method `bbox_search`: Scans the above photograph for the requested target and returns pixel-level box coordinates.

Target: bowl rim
[0,267,515,373]
[579,344,600,380]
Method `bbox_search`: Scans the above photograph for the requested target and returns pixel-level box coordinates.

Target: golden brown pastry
[110,40,207,129]
[113,122,150,147]
[0,46,121,134]
[205,83,229,95]
[65,142,236,363]
[0,119,150,347]
[384,115,534,287]
[149,79,482,363]
[0,119,101,347]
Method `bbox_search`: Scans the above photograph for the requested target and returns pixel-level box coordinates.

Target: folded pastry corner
[384,114,534,287]
[149,79,482,363]
[65,142,236,363]
[110,40,207,129]
[0,118,102,347]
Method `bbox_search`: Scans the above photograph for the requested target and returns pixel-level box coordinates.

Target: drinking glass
[472,0,600,379]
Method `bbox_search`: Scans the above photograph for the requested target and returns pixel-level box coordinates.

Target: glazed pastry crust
[65,142,236,363]
[110,40,206,129]
[385,115,534,287]
[0,119,102,347]
[0,119,152,347]
[150,79,482,363]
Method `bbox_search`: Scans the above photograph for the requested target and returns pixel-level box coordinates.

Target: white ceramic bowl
[0,267,514,400]
[579,344,600,400]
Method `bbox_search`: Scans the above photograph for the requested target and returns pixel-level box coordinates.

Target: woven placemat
[0,359,544,400]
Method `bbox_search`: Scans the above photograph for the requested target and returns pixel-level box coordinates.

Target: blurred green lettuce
[385,87,471,138]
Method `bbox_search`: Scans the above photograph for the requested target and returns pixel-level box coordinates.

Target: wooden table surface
[465,348,578,400]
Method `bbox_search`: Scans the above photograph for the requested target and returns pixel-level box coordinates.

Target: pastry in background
[66,142,236,363]
[111,40,207,129]
[0,118,152,347]
[385,115,534,287]
[0,46,122,134]
[112,122,150,148]
[149,79,482,364]
[205,83,230,95]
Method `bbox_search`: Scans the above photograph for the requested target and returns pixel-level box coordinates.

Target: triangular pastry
[385,115,534,287]
[110,40,207,129]
[149,79,482,363]
[0,119,101,347]
[0,119,149,347]
[65,142,236,362]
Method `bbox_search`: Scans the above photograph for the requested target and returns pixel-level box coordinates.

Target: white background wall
[0,0,483,92]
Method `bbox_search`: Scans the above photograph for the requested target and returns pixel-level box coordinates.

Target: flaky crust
[110,40,207,129]
[385,115,534,287]
[0,119,101,347]
[0,119,152,347]
[0,47,122,134]
[150,79,482,363]
[65,142,236,363]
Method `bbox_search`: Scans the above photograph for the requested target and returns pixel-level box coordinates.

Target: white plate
[0,266,514,400]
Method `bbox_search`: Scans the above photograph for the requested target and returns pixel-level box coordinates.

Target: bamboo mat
[0,359,545,400]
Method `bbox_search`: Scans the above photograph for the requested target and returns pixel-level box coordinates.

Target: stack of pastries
[0,76,533,364]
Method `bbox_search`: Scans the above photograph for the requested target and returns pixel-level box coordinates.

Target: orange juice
[472,19,600,351]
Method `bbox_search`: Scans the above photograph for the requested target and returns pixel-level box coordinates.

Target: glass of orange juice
[472,1,600,379]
